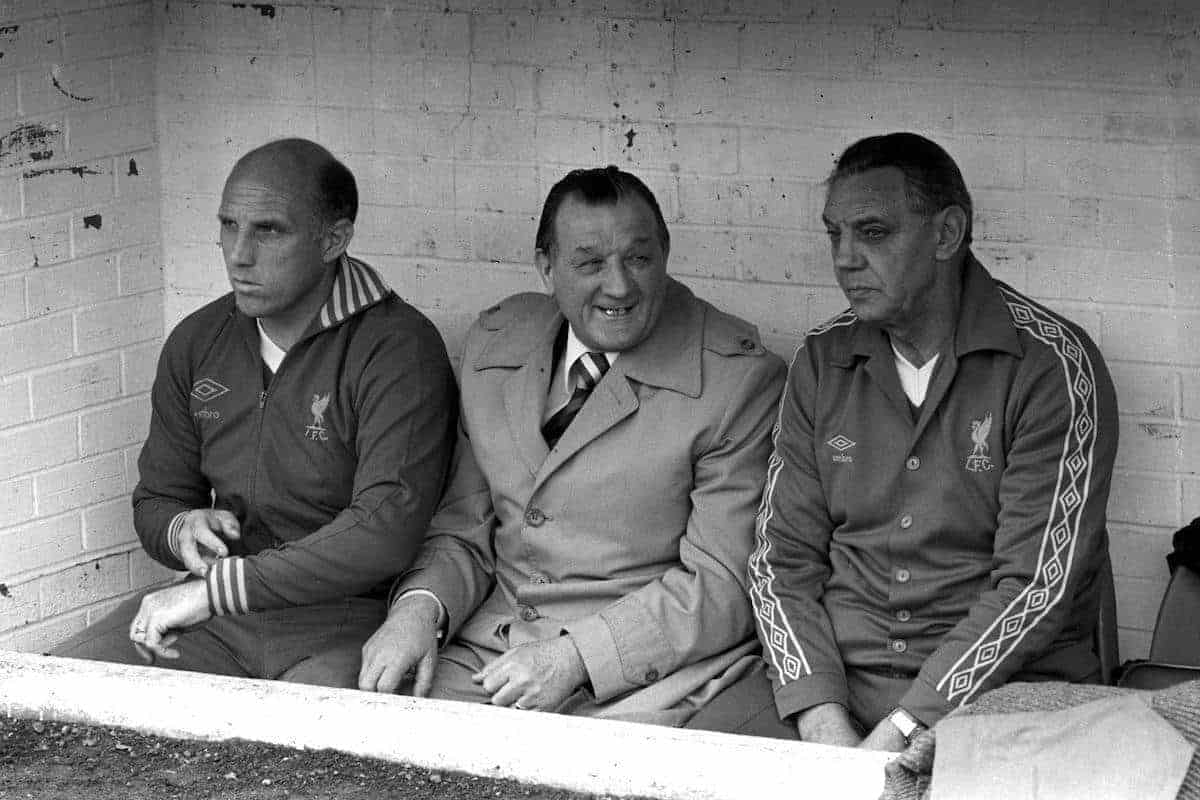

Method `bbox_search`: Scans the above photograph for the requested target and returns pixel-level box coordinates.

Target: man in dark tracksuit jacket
[690,133,1118,749]
[51,139,457,688]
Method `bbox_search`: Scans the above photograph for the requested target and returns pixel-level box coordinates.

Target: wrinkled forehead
[553,193,664,248]
[822,166,912,221]
[220,157,320,219]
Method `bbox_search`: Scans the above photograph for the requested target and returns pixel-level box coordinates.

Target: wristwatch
[887,707,926,745]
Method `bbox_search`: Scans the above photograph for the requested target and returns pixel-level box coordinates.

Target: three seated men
[51,133,1119,744]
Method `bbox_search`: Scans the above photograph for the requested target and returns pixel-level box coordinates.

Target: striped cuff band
[206,557,250,617]
[166,512,188,561]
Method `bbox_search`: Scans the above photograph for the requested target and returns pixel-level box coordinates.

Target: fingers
[212,509,241,540]
[176,535,210,577]
[411,649,437,698]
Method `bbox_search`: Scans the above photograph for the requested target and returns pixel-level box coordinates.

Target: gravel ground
[0,715,645,800]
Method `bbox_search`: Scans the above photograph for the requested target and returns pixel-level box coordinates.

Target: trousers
[49,582,386,689]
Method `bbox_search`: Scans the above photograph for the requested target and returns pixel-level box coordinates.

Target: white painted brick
[684,275,823,341]
[371,109,464,160]
[535,117,605,169]
[607,67,675,122]
[0,17,60,71]
[120,340,159,396]
[1183,372,1200,421]
[743,23,876,77]
[466,111,540,164]
[470,64,537,112]
[1026,140,1171,198]
[397,259,542,318]
[313,6,370,54]
[530,14,605,66]
[79,395,149,456]
[1109,472,1180,528]
[1108,525,1174,581]
[672,22,740,71]
[18,60,112,117]
[665,227,736,281]
[877,29,1027,83]
[0,74,16,125]
[27,252,120,316]
[110,52,155,105]
[1109,363,1176,419]
[665,0,788,17]
[0,174,18,222]
[1114,417,1184,474]
[81,496,136,551]
[1024,247,1174,307]
[22,158,114,217]
[130,548,178,591]
[454,164,540,215]
[0,417,78,481]
[0,314,74,378]
[468,211,536,266]
[118,244,163,295]
[122,443,140,493]
[1171,199,1200,255]
[313,108,372,157]
[74,198,159,257]
[956,87,1104,140]
[371,56,471,110]
[0,578,38,631]
[39,553,130,618]
[604,18,674,70]
[0,117,66,170]
[0,610,87,653]
[353,207,468,262]
[0,274,24,324]
[737,230,832,286]
[61,3,152,60]
[163,243,226,295]
[0,513,82,577]
[370,8,469,60]
[614,121,738,176]
[1025,31,1169,89]
[30,354,122,419]
[0,377,30,429]
[167,2,312,54]
[535,65,615,119]
[968,244,1028,292]
[1184,479,1200,519]
[677,175,811,229]
[471,13,533,64]
[739,128,844,181]
[67,101,154,161]
[314,54,372,109]
[0,477,35,528]
[75,292,162,355]
[35,451,125,517]
[1115,574,1169,633]
[1098,196,1173,253]
[162,52,315,105]
[116,148,156,205]
[158,103,316,168]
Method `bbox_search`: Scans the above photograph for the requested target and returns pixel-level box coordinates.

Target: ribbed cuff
[206,557,250,616]
[166,512,188,561]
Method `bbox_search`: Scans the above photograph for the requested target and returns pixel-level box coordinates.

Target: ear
[535,248,555,294]
[934,205,967,261]
[321,218,354,263]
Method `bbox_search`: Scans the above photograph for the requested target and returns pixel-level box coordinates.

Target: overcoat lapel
[534,370,639,490]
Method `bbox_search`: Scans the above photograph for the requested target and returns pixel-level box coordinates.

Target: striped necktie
[542,352,610,448]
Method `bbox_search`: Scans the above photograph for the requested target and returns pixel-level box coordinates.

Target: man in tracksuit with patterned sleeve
[696,133,1119,748]
[51,139,457,688]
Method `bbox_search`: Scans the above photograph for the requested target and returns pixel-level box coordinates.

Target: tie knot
[570,352,609,391]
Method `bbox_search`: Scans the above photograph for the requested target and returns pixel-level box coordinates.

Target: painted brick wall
[4,0,1199,663]
[0,0,172,651]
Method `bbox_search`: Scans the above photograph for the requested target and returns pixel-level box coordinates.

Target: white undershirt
[257,320,287,373]
[892,344,939,407]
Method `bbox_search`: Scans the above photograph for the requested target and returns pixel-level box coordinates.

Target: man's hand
[128,580,211,662]
[472,635,586,711]
[358,594,442,695]
[796,702,862,747]
[858,718,909,753]
[175,509,241,577]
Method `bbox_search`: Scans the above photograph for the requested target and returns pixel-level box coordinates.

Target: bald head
[228,138,358,225]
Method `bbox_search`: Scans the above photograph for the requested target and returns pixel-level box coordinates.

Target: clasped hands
[799,702,909,753]
[128,509,241,662]
[358,594,587,711]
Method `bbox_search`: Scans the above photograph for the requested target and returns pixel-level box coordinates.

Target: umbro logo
[191,378,230,402]
[827,434,855,463]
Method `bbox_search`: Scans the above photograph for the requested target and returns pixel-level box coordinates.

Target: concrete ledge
[0,651,890,798]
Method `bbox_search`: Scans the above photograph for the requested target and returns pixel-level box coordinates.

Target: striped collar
[315,255,392,331]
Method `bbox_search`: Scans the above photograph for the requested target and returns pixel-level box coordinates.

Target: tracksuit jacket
[750,254,1119,725]
[132,256,457,617]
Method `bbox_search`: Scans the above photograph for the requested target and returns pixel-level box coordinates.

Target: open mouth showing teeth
[599,307,633,317]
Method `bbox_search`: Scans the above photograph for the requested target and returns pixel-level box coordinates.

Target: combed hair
[535,165,669,257]
[830,132,973,245]
[236,138,358,223]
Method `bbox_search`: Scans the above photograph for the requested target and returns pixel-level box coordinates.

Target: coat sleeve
[748,341,853,720]
[131,326,207,572]
[389,421,499,638]
[900,337,1119,724]
[561,352,786,702]
[204,318,459,615]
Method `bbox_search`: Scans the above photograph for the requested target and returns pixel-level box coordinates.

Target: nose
[600,259,633,297]
[831,232,859,270]
[224,228,255,268]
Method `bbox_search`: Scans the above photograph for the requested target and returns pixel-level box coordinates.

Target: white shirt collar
[562,325,619,392]
[891,343,939,407]
[257,319,287,373]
